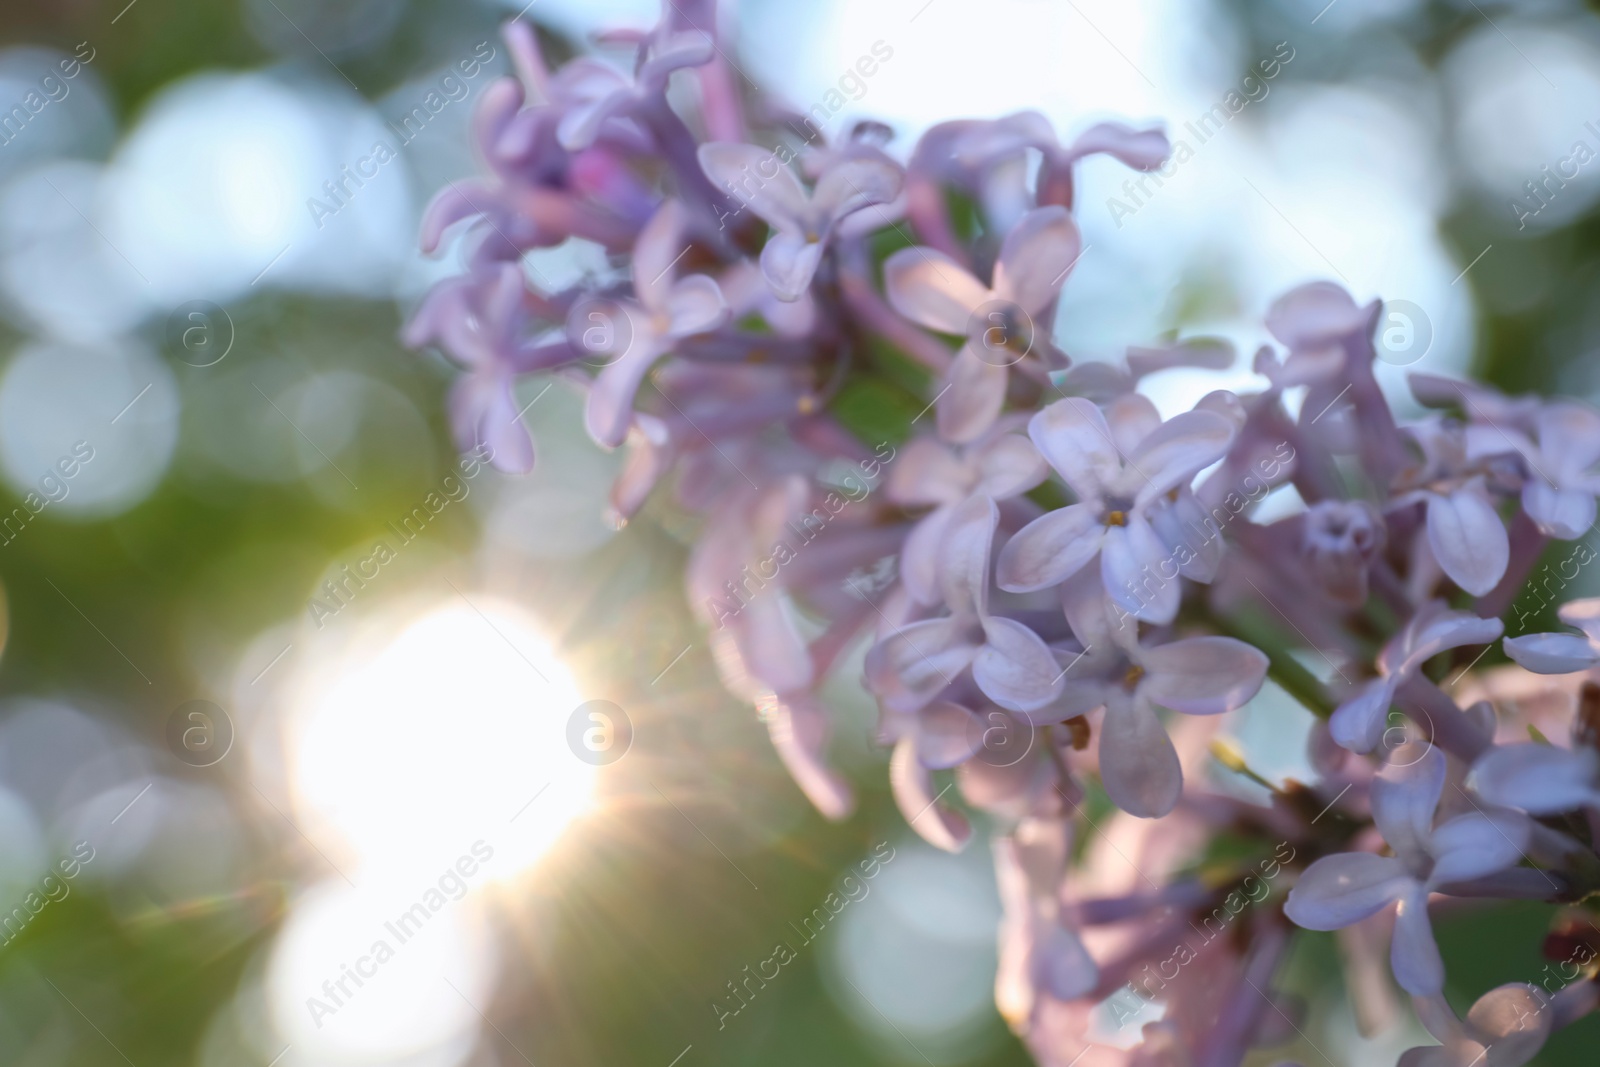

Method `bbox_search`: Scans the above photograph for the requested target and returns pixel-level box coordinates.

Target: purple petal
[811,156,903,223]
[1426,486,1509,596]
[1284,852,1409,930]
[664,274,730,337]
[994,504,1103,593]
[1098,692,1182,818]
[638,30,715,86]
[891,737,971,852]
[759,231,825,302]
[1124,409,1237,507]
[937,344,1008,445]
[1392,604,1505,677]
[1139,636,1268,715]
[1537,401,1600,485]
[865,618,980,714]
[886,438,967,507]
[974,617,1066,712]
[696,141,809,229]
[585,333,663,449]
[973,433,1048,499]
[767,695,854,820]
[1472,742,1600,815]
[916,701,985,769]
[1502,632,1600,674]
[1265,281,1369,351]
[1427,813,1528,887]
[992,205,1082,314]
[1328,678,1396,754]
[733,596,815,694]
[900,506,955,606]
[940,493,998,617]
[1101,514,1179,624]
[1062,122,1171,170]
[1028,397,1120,502]
[1037,922,1099,1000]
[1391,886,1445,996]
[883,247,989,334]
[1104,392,1162,455]
[1372,745,1445,860]
[1522,479,1595,541]
[447,372,535,474]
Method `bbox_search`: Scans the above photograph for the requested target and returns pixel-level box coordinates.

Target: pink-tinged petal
[1557,597,1600,641]
[916,701,985,769]
[1139,636,1267,715]
[1098,692,1182,818]
[883,247,990,334]
[555,91,629,151]
[973,433,1048,499]
[664,274,729,337]
[1427,813,1528,887]
[766,695,854,820]
[1037,922,1099,1000]
[1372,745,1446,861]
[1265,281,1368,351]
[1028,396,1120,502]
[1125,409,1237,507]
[1522,479,1595,541]
[1391,886,1445,996]
[940,493,998,617]
[733,595,814,694]
[758,230,824,302]
[1105,392,1162,455]
[1537,400,1600,484]
[1062,122,1171,170]
[886,438,967,507]
[900,506,954,606]
[992,205,1081,313]
[995,504,1103,593]
[1473,742,1600,815]
[1426,486,1509,596]
[937,344,1008,445]
[811,156,903,223]
[696,141,809,230]
[1101,515,1179,624]
[1465,984,1552,1062]
[865,617,980,713]
[891,737,971,852]
[1502,632,1600,674]
[1283,852,1409,930]
[1147,490,1222,582]
[1329,678,1397,754]
[974,617,1065,712]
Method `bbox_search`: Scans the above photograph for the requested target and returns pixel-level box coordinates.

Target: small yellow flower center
[1122,665,1145,689]
[1105,510,1128,527]
[797,394,818,415]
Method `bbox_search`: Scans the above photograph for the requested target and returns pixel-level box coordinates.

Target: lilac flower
[1392,419,1510,596]
[1400,983,1552,1067]
[1301,500,1385,606]
[1472,741,1600,814]
[995,394,1235,624]
[884,206,1083,443]
[403,263,541,473]
[886,421,1047,606]
[1502,597,1600,673]
[867,494,1065,718]
[549,30,714,150]
[1285,745,1529,996]
[1044,574,1267,818]
[578,199,729,448]
[1329,602,1503,754]
[1467,400,1600,540]
[698,143,902,300]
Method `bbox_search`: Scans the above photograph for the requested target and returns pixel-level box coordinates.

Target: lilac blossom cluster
[405,5,1600,1064]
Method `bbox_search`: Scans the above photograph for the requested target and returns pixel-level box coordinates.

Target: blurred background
[0,0,1596,1064]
